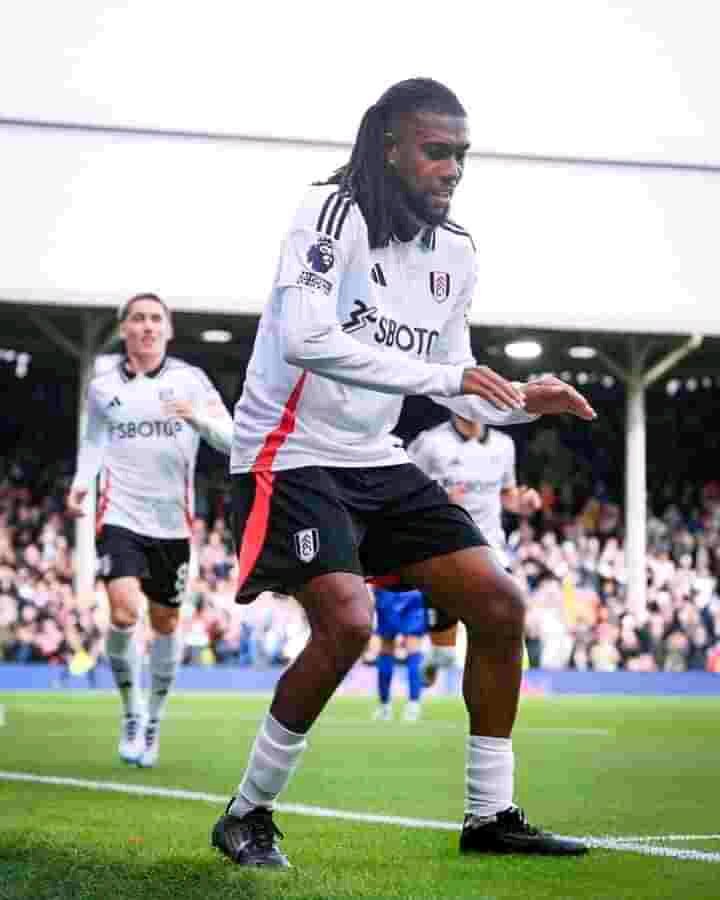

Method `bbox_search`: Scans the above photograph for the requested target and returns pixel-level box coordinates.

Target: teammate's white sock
[147,632,183,723]
[465,735,514,819]
[229,713,308,818]
[106,624,143,719]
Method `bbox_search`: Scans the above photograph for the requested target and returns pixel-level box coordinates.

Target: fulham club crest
[429,271,451,303]
[294,528,320,563]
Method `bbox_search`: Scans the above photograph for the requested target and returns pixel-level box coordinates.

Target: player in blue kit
[371,582,427,722]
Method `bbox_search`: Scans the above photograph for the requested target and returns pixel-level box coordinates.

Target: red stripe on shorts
[236,372,308,588]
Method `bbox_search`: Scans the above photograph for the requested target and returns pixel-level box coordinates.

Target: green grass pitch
[0,690,718,899]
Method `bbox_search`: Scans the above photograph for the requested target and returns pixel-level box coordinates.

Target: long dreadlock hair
[319,78,466,248]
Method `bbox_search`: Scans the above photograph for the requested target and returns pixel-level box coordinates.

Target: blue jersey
[373,587,427,639]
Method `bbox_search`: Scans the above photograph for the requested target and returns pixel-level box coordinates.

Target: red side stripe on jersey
[184,463,194,534]
[236,372,308,588]
[95,469,110,536]
[252,372,308,472]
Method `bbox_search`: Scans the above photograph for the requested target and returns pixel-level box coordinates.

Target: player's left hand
[516,486,542,517]
[522,375,597,420]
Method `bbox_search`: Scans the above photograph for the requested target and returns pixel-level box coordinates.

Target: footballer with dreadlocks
[211,79,595,867]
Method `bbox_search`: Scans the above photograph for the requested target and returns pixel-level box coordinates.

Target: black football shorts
[96,524,190,607]
[231,463,488,602]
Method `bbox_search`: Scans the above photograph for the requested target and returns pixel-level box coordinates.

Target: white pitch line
[607,834,720,843]
[0,771,718,863]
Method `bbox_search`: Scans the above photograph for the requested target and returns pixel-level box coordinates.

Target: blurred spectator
[0,454,719,677]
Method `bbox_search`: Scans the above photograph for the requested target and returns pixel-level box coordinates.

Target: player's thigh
[97,526,149,621]
[360,464,486,576]
[232,468,364,602]
[400,546,526,633]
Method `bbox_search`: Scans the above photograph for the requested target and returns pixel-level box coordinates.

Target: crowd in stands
[1,455,719,677]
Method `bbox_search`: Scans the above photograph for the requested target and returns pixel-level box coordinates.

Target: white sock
[106,624,143,719]
[428,646,456,668]
[147,632,183,723]
[465,735,514,818]
[230,713,308,817]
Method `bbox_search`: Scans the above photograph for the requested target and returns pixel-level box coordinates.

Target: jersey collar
[450,419,490,444]
[120,355,168,382]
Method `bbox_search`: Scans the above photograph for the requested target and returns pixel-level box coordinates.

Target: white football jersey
[231,185,534,473]
[72,357,223,539]
[407,421,516,554]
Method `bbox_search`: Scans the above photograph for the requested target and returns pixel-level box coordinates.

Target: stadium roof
[1,299,716,398]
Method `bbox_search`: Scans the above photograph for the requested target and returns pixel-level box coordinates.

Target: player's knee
[464,575,526,641]
[334,608,373,655]
[318,592,373,656]
[149,605,180,635]
[110,606,139,629]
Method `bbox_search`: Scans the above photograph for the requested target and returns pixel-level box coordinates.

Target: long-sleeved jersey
[71,356,224,539]
[230,185,535,474]
[407,421,516,554]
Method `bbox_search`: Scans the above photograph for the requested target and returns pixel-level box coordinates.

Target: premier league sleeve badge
[306,237,335,274]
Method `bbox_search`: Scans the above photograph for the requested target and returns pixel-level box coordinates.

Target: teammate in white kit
[212,79,594,867]
[407,414,542,684]
[66,293,233,767]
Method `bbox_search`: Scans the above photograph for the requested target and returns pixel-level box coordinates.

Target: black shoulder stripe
[316,191,338,233]
[324,195,350,238]
[332,198,352,239]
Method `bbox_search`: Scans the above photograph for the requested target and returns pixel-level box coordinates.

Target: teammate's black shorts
[424,602,461,633]
[96,524,190,607]
[232,463,488,602]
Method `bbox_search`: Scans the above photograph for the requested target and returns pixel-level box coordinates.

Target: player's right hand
[66,488,88,518]
[461,366,526,411]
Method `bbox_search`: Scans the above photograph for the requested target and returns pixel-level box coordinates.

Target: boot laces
[244,808,284,850]
[506,806,542,836]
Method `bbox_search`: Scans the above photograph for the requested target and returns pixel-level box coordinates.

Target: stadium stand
[1,449,719,676]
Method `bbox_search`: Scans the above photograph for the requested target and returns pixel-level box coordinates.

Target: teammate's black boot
[212,802,290,867]
[460,806,589,856]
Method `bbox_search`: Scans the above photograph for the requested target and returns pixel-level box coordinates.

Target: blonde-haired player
[67,293,233,767]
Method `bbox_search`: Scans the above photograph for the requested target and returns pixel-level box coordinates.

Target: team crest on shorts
[294,528,320,563]
[429,271,451,303]
[306,237,334,274]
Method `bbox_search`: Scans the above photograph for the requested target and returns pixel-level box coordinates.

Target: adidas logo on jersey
[107,396,122,409]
